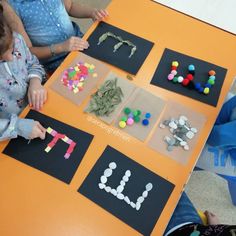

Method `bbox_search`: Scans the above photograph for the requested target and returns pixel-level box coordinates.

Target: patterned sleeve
[0,114,34,141]
[17,33,46,82]
[8,0,21,17]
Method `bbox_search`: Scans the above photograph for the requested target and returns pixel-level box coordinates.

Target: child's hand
[91,9,108,21]
[29,121,46,140]
[28,78,47,111]
[61,36,89,52]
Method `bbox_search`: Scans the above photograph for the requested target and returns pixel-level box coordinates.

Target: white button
[111,189,117,196]
[104,168,112,177]
[100,175,107,184]
[125,170,131,177]
[137,196,145,204]
[98,183,105,189]
[49,12,52,15]
[136,202,141,211]
[109,162,117,169]
[124,196,130,204]
[116,185,124,193]
[57,24,60,27]
[146,183,153,191]
[117,193,124,200]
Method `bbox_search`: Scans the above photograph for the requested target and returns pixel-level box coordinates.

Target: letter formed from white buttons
[98,162,153,211]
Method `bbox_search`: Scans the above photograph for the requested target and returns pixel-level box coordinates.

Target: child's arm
[64,0,108,21]
[18,34,47,111]
[0,115,45,141]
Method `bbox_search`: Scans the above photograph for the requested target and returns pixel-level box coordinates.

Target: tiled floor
[74,0,235,225]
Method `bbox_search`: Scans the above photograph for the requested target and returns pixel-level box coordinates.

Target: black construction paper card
[3,110,94,184]
[78,146,175,235]
[150,48,227,107]
[84,21,154,75]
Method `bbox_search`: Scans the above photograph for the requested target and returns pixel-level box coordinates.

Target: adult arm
[2,0,32,47]
[64,0,108,21]
[5,0,89,60]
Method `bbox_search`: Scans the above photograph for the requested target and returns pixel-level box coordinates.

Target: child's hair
[0,2,13,55]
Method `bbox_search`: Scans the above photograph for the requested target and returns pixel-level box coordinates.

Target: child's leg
[164,192,202,234]
[215,96,236,125]
[207,120,236,149]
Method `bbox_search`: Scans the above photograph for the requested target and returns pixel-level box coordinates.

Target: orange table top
[1,0,236,235]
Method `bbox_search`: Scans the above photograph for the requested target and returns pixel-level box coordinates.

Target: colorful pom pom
[172,61,179,67]
[142,119,149,126]
[182,78,190,86]
[209,70,216,76]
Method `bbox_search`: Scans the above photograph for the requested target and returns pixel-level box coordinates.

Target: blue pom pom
[145,112,151,119]
[195,83,201,89]
[205,83,212,88]
[188,64,195,71]
[209,75,216,80]
[142,119,149,126]
[199,87,204,93]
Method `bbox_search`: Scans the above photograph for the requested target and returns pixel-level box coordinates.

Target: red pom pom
[182,78,190,86]
[171,66,177,70]
[209,70,216,76]
[186,74,193,81]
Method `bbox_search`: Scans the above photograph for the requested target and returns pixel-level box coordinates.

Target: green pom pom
[137,110,141,115]
[121,116,127,122]
[173,77,178,83]
[124,107,131,115]
[132,110,138,116]
[208,79,215,85]
[134,116,140,123]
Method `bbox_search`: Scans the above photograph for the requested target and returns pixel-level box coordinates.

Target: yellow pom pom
[119,121,126,128]
[203,87,210,94]
[172,61,179,67]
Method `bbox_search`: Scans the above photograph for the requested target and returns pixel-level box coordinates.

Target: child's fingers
[33,91,40,111]
[37,122,46,139]
[39,90,44,110]
[28,93,32,107]
[100,10,108,17]
[30,91,36,110]
[43,89,47,103]
[95,11,103,20]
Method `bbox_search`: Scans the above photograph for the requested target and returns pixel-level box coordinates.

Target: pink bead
[67,139,73,144]
[51,130,57,136]
[64,153,70,159]
[167,74,174,80]
[127,118,134,126]
[171,70,177,75]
